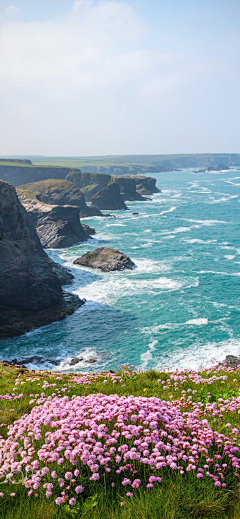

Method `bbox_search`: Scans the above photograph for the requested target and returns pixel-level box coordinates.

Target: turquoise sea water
[1,169,239,372]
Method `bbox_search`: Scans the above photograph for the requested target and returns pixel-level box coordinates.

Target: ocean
[1,168,239,373]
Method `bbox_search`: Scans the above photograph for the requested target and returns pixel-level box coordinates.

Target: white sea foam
[182,238,217,244]
[159,206,177,216]
[224,255,236,260]
[140,340,158,369]
[55,348,109,372]
[133,259,171,274]
[207,194,239,204]
[198,270,240,277]
[73,274,193,306]
[154,338,240,372]
[141,317,209,335]
[185,318,208,325]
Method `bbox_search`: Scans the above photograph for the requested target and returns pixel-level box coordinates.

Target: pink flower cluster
[0,391,239,505]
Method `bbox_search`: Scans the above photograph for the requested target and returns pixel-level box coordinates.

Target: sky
[0,0,240,156]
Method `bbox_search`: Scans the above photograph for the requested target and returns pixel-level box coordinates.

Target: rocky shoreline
[0,166,160,342]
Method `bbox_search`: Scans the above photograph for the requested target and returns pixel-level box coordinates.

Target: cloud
[0,1,238,155]
[4,5,20,17]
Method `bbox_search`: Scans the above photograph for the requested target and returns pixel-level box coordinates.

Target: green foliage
[1,362,240,518]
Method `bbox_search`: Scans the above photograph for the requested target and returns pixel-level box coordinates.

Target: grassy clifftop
[1,362,240,518]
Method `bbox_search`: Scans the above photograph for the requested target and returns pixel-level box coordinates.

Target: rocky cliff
[111,176,145,201]
[0,163,79,188]
[19,195,94,249]
[66,172,111,202]
[90,183,127,211]
[0,181,84,340]
[17,179,103,218]
[124,175,160,195]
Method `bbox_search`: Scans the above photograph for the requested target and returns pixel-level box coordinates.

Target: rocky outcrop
[74,247,135,272]
[82,223,96,238]
[17,179,103,218]
[195,164,230,173]
[48,261,74,285]
[90,183,127,211]
[79,164,175,175]
[123,175,160,196]
[222,355,240,368]
[0,181,84,340]
[0,163,80,188]
[111,175,146,201]
[18,195,94,249]
[66,172,111,202]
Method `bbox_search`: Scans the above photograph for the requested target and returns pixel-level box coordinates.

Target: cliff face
[123,175,160,195]
[17,179,103,218]
[111,175,145,201]
[0,181,83,340]
[90,183,127,211]
[66,172,110,202]
[0,164,79,188]
[19,196,93,249]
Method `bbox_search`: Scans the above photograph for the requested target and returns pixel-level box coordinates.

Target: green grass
[1,363,240,518]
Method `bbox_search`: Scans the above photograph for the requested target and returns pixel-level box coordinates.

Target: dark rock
[17,179,103,218]
[18,196,92,248]
[132,212,139,215]
[222,355,240,368]
[7,356,60,367]
[132,176,160,195]
[0,181,85,340]
[68,357,97,365]
[81,223,96,238]
[49,260,74,285]
[195,164,230,173]
[66,172,111,202]
[74,247,135,272]
[69,357,83,366]
[111,175,146,201]
[90,183,127,211]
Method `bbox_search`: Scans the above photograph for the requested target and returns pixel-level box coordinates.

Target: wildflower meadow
[1,362,240,518]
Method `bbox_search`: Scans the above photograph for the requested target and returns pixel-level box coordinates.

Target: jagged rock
[18,196,94,248]
[66,171,111,202]
[90,183,127,211]
[7,356,60,367]
[124,175,160,195]
[111,175,146,201]
[49,260,74,285]
[195,164,230,173]
[222,355,240,368]
[17,179,103,218]
[82,223,96,237]
[0,181,84,340]
[74,247,135,272]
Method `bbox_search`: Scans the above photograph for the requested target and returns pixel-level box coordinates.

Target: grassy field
[1,362,240,518]
[31,154,240,169]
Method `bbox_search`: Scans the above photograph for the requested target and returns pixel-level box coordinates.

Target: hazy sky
[1,0,240,156]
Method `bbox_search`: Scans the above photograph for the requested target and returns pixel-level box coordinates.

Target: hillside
[0,162,79,187]
[29,153,240,172]
[1,360,240,518]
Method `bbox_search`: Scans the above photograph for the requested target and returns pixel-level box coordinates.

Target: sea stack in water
[0,181,84,340]
[90,183,127,211]
[74,247,135,272]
